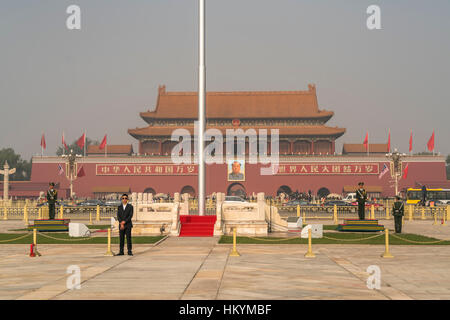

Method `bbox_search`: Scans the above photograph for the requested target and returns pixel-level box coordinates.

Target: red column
[290,141,293,154]
[311,140,315,154]
[331,140,335,154]
[159,140,163,155]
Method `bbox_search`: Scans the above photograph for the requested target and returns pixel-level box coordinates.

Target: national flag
[427,130,435,152]
[99,135,107,150]
[402,163,409,179]
[387,129,391,152]
[62,132,68,150]
[363,131,369,151]
[58,164,64,176]
[76,133,86,149]
[378,163,389,179]
[77,166,85,178]
[40,134,46,150]
[409,130,413,153]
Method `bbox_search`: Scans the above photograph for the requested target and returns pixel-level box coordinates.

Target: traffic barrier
[304,228,315,258]
[104,228,114,256]
[31,228,41,257]
[381,228,394,258]
[333,204,338,224]
[96,205,100,221]
[229,227,240,257]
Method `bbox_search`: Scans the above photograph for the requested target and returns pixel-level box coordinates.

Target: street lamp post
[62,149,82,199]
[386,148,406,197]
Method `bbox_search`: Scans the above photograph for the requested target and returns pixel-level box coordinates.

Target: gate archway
[227,183,247,198]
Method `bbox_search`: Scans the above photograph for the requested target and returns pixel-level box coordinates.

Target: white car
[342,193,357,203]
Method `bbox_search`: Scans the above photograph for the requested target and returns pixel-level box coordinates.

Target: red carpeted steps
[179,215,217,237]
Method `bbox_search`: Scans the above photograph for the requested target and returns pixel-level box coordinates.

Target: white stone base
[132,222,174,236]
[223,221,268,236]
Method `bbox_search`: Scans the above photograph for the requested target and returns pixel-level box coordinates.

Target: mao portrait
[228,160,245,181]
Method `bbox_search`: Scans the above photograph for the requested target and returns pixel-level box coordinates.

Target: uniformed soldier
[356,182,367,220]
[392,195,404,233]
[47,182,58,220]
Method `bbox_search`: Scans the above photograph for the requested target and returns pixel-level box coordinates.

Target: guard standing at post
[356,182,367,220]
[47,182,58,220]
[392,195,404,233]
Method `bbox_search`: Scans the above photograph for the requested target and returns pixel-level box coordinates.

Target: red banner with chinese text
[275,163,379,175]
[96,164,197,176]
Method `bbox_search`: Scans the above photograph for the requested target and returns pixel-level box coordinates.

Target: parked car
[224,196,248,203]
[342,193,357,203]
[104,199,122,207]
[77,199,106,207]
[281,200,319,212]
[323,200,356,213]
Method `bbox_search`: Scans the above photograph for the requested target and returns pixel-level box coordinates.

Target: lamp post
[386,148,406,197]
[62,149,82,198]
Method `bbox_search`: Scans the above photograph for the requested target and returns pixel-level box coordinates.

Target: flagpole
[105,135,107,158]
[367,132,369,156]
[84,130,86,157]
[197,0,206,216]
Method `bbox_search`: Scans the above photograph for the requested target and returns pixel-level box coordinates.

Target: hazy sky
[1,0,449,160]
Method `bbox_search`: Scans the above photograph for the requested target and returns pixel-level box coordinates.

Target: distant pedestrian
[392,196,404,233]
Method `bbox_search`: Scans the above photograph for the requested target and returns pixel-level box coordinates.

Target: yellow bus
[406,188,450,205]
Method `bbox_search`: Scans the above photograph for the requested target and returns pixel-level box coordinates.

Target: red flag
[387,129,391,152]
[409,130,413,153]
[402,163,409,179]
[62,132,68,150]
[99,135,107,150]
[363,132,368,151]
[76,133,85,149]
[427,130,435,152]
[77,166,85,178]
[40,134,46,149]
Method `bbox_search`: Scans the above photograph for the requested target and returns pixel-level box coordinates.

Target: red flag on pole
[427,130,435,152]
[409,130,413,153]
[62,132,68,150]
[387,129,391,152]
[40,134,46,150]
[99,135,107,150]
[77,166,85,178]
[76,133,85,149]
[402,163,409,179]
[363,131,369,151]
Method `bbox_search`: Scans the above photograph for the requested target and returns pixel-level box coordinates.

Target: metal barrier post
[304,228,315,258]
[333,204,338,224]
[96,205,100,221]
[104,228,114,256]
[229,227,240,257]
[421,207,425,220]
[447,205,450,222]
[433,210,438,225]
[409,205,413,221]
[89,211,93,225]
[297,204,300,217]
[381,228,394,258]
[3,205,7,220]
[385,206,390,220]
[24,205,28,224]
[371,205,375,220]
[59,205,64,219]
[32,228,41,257]
[442,208,447,226]
[303,210,306,225]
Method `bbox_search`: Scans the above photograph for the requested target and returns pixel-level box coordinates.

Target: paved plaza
[1,218,450,300]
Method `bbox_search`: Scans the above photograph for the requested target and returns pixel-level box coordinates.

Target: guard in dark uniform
[47,182,58,220]
[356,182,367,220]
[392,196,404,233]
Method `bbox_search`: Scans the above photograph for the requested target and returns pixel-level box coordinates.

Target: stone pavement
[1,235,450,300]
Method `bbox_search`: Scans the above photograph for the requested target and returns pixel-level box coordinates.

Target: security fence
[0,200,448,222]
